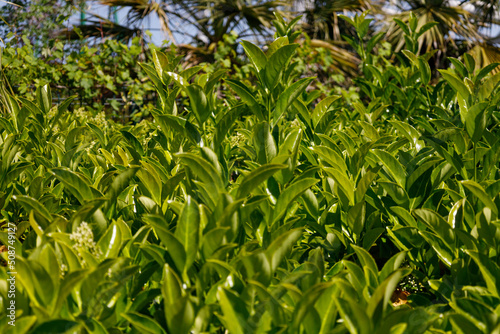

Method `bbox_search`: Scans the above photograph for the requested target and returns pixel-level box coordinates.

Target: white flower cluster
[47,106,57,119]
[60,263,68,279]
[399,274,421,292]
[69,222,102,260]
[290,118,301,128]
[74,107,88,120]
[230,132,246,147]
[92,111,108,128]
[85,141,97,154]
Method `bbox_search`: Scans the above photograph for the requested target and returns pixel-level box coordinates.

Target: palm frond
[300,0,382,41]
[99,0,176,43]
[53,13,142,42]
[468,42,500,71]
[386,3,481,54]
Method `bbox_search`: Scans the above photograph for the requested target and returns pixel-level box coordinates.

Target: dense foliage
[0,13,500,333]
[1,37,155,121]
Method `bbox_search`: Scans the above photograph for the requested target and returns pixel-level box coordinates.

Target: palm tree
[63,0,285,46]
[384,0,500,69]
[296,0,381,41]
[99,0,176,42]
[385,0,480,55]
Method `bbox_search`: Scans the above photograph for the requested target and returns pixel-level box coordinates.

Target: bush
[0,13,499,333]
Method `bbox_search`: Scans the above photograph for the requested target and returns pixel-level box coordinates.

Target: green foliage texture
[0,13,500,334]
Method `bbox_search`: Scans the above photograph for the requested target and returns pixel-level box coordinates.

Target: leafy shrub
[1,37,156,121]
[0,13,499,334]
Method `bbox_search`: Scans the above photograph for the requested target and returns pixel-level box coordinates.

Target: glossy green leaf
[236,163,287,199]
[462,180,498,217]
[217,287,249,334]
[274,77,314,126]
[265,228,303,273]
[253,122,277,164]
[271,178,319,225]
[225,79,264,121]
[262,44,298,89]
[51,167,96,203]
[143,215,186,272]
[97,222,122,258]
[312,95,341,129]
[439,69,470,100]
[176,153,224,194]
[371,149,407,188]
[122,312,166,334]
[175,196,200,271]
[241,40,267,71]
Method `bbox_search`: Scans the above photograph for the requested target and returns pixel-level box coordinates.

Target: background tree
[0,0,80,48]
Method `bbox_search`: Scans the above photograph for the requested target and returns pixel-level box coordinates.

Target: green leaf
[324,167,355,207]
[143,215,186,272]
[3,316,37,334]
[213,105,243,151]
[352,244,378,276]
[465,250,500,296]
[122,312,167,334]
[451,297,496,332]
[413,208,455,247]
[56,94,76,115]
[347,201,366,238]
[120,130,144,156]
[461,180,498,217]
[418,57,431,84]
[186,84,210,125]
[418,231,454,267]
[253,122,277,164]
[106,167,139,205]
[13,195,52,224]
[265,228,303,273]
[367,270,405,321]
[176,153,224,194]
[86,123,106,146]
[97,222,122,258]
[379,251,407,282]
[475,63,499,83]
[225,79,264,121]
[217,288,249,334]
[291,282,335,333]
[312,96,341,129]
[241,40,267,71]
[417,22,439,38]
[464,102,488,143]
[271,178,319,226]
[302,188,319,218]
[236,163,287,199]
[449,314,483,334]
[339,14,356,27]
[152,49,168,80]
[448,57,468,78]
[312,145,348,173]
[479,71,500,101]
[439,69,471,100]
[371,149,407,188]
[137,162,162,206]
[162,264,195,334]
[36,84,52,114]
[51,167,96,203]
[175,196,200,271]
[262,44,298,89]
[274,77,314,126]
[30,320,79,334]
[336,296,372,334]
[81,319,108,334]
